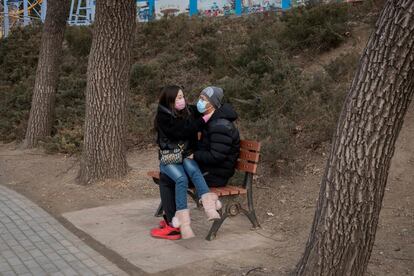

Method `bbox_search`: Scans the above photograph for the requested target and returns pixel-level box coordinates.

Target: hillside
[0,2,380,167]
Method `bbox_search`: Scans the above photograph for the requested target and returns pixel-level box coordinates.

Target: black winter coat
[194,103,240,186]
[156,105,204,158]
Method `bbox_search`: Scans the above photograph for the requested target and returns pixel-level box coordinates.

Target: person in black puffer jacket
[192,86,241,187]
[155,86,240,240]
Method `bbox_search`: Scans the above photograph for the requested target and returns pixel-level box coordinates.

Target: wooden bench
[147,139,261,240]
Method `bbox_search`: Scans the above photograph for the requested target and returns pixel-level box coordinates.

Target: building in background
[1,0,364,37]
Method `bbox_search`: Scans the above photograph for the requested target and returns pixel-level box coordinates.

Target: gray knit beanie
[201,86,224,109]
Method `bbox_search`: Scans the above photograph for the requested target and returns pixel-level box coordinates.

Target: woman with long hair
[151,85,222,240]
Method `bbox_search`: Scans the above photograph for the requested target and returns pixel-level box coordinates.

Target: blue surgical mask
[197,99,207,113]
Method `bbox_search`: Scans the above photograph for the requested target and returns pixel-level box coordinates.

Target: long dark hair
[154,85,190,130]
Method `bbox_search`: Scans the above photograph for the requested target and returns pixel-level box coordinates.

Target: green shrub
[127,101,156,147]
[65,26,92,57]
[279,3,350,53]
[0,81,32,141]
[0,26,41,141]
[1,6,368,168]
[130,62,159,87]
[194,38,218,68]
[41,126,83,154]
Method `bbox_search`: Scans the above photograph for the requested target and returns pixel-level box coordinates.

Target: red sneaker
[151,224,181,240]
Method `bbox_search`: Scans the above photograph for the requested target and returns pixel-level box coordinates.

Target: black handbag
[159,144,185,165]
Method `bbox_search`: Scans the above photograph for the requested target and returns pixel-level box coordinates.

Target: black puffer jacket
[156,105,203,157]
[194,104,240,187]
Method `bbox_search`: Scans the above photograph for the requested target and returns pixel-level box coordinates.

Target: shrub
[279,3,350,53]
[0,26,41,141]
[65,26,93,57]
[193,38,218,68]
[41,126,83,154]
[130,62,159,87]
[1,5,369,169]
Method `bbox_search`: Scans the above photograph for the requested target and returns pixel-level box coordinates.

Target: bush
[65,26,92,57]
[0,26,41,141]
[41,126,83,154]
[1,5,368,168]
[0,25,88,146]
[279,3,350,53]
[130,62,159,87]
[194,38,218,68]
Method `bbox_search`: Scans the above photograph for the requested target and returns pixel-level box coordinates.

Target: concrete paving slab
[63,198,272,274]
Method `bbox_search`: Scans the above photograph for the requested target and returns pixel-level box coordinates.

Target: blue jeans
[160,158,210,211]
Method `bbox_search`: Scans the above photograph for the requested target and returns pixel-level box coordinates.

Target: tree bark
[78,0,136,184]
[296,1,414,275]
[24,0,70,148]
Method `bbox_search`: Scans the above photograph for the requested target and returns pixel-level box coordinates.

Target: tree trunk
[78,0,136,184]
[296,1,414,275]
[24,0,70,148]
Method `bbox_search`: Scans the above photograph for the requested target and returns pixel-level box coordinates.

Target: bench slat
[211,187,230,196]
[240,140,261,152]
[219,187,233,196]
[210,186,246,196]
[236,161,258,174]
[239,150,260,163]
[147,171,160,179]
[220,187,240,195]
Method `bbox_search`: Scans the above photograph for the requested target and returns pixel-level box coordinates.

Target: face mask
[175,98,186,111]
[197,99,207,113]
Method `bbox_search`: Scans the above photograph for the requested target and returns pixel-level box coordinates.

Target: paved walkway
[0,185,126,276]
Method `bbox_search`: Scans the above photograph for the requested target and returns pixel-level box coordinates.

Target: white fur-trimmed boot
[172,209,195,239]
[201,192,222,221]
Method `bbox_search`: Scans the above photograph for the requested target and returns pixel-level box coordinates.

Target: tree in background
[24,0,70,148]
[78,0,136,184]
[296,1,414,275]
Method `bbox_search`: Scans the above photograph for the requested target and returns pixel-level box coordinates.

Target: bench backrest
[236,140,261,175]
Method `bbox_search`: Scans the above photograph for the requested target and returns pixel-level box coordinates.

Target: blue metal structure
[282,0,291,10]
[189,0,197,16]
[148,0,154,20]
[235,0,242,16]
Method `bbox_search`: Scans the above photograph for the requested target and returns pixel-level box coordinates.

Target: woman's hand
[187,154,194,159]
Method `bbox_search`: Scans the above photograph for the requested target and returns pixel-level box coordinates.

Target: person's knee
[175,175,189,186]
[183,160,200,177]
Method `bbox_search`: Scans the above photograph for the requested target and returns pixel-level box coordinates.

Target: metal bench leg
[240,208,260,229]
[206,212,229,241]
[154,201,163,217]
[245,173,261,228]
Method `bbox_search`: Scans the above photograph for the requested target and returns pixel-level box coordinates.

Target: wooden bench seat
[147,171,247,196]
[147,139,261,240]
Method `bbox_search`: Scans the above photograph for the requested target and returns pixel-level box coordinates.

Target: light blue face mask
[197,99,207,113]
